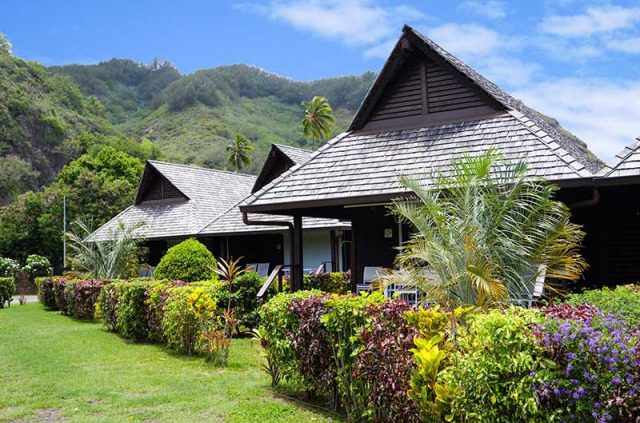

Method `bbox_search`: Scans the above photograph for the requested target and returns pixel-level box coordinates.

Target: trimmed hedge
[154,239,217,282]
[259,291,640,422]
[303,271,350,294]
[71,280,106,319]
[566,284,640,326]
[35,277,57,309]
[0,277,15,308]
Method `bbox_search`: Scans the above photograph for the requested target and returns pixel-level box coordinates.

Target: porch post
[292,215,304,291]
[350,224,358,293]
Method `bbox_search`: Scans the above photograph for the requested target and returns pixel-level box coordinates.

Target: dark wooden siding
[426,60,485,113]
[365,54,496,129]
[369,58,423,123]
[140,172,186,202]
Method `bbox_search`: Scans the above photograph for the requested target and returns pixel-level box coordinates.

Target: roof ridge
[507,111,591,177]
[241,131,352,208]
[148,160,257,179]
[272,143,312,153]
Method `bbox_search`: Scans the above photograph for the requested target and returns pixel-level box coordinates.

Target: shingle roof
[603,137,640,178]
[242,112,593,210]
[89,159,347,242]
[241,27,603,212]
[273,144,313,165]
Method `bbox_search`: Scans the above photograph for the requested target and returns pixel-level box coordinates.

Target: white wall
[283,230,334,273]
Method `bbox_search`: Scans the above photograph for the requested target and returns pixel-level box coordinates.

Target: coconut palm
[226,135,253,171]
[302,96,336,140]
[382,148,586,308]
[67,220,145,279]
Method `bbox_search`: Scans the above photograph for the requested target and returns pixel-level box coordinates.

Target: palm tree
[381,149,586,308]
[226,135,253,171]
[302,96,336,141]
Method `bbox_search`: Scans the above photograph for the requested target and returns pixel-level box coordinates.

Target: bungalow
[240,25,640,291]
[89,144,351,276]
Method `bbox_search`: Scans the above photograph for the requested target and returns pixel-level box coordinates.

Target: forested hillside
[52,61,376,173]
[0,49,117,203]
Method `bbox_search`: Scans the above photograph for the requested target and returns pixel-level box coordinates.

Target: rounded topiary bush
[154,238,217,282]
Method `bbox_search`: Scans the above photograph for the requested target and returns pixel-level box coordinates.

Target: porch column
[292,215,304,291]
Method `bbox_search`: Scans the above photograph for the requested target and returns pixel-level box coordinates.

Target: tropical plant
[301,96,335,140]
[225,134,253,171]
[382,149,587,308]
[67,220,145,279]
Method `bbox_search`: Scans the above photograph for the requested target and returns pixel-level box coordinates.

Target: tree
[382,149,586,308]
[0,33,11,55]
[302,96,336,141]
[225,135,253,172]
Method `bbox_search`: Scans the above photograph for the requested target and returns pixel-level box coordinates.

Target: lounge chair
[256,263,270,278]
[356,267,382,294]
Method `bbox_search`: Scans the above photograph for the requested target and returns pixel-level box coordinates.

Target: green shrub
[96,283,119,331]
[228,272,263,329]
[114,281,152,341]
[22,254,51,279]
[0,277,15,308]
[439,307,546,423]
[154,239,217,282]
[565,284,640,326]
[161,286,201,354]
[303,272,350,294]
[0,257,19,277]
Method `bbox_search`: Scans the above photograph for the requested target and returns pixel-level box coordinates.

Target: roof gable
[252,144,313,193]
[135,165,188,204]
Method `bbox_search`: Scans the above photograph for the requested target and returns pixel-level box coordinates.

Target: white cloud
[514,78,640,163]
[457,1,507,20]
[606,36,640,53]
[428,23,502,55]
[540,5,640,38]
[239,0,424,46]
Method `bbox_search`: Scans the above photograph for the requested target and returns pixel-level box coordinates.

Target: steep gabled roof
[89,159,348,242]
[242,113,593,212]
[89,161,255,241]
[603,137,640,178]
[252,144,313,193]
[349,25,602,173]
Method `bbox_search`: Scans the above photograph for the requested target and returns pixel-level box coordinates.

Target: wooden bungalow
[89,144,351,275]
[241,25,640,291]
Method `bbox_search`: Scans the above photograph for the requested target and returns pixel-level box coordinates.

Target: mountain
[52,61,376,173]
[0,50,115,203]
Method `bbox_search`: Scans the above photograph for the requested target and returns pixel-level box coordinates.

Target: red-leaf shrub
[72,280,106,319]
[36,277,57,309]
[96,283,119,331]
[53,278,73,315]
[354,300,420,423]
[540,303,601,322]
[287,294,336,395]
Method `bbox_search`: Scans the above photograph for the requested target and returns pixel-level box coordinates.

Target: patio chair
[246,263,258,273]
[356,267,382,294]
[256,263,270,278]
[528,264,547,307]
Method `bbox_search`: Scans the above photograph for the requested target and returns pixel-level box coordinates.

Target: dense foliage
[0,276,15,307]
[0,146,147,266]
[21,254,51,278]
[154,239,217,282]
[566,284,640,326]
[303,272,350,294]
[71,279,106,319]
[0,256,19,276]
[35,276,58,309]
[258,289,640,423]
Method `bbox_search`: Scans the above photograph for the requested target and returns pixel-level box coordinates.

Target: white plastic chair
[528,264,547,307]
[246,263,258,274]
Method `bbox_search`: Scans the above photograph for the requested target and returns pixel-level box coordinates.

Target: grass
[0,303,342,423]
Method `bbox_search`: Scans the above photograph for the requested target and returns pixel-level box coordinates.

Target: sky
[2,0,640,163]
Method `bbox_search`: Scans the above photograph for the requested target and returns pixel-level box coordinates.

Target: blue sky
[2,0,640,163]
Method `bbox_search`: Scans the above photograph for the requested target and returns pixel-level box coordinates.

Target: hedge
[154,239,217,282]
[0,277,15,308]
[303,271,350,294]
[258,290,640,422]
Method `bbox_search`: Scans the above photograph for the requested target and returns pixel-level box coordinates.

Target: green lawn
[0,303,341,423]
